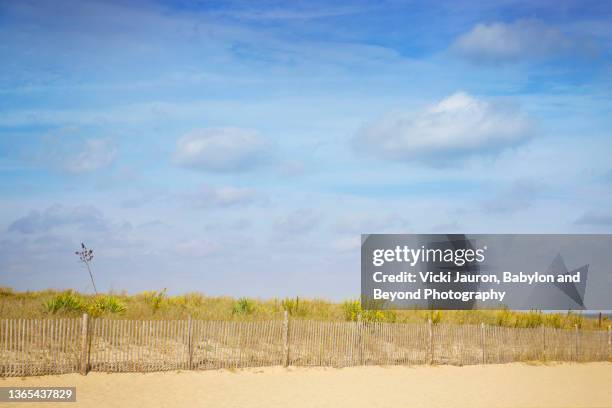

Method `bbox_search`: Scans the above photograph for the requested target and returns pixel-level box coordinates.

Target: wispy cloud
[35,134,118,174]
[452,19,585,64]
[173,128,271,172]
[63,138,117,173]
[8,204,109,234]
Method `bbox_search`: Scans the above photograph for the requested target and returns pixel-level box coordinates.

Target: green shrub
[233,297,255,315]
[88,296,127,317]
[43,292,85,314]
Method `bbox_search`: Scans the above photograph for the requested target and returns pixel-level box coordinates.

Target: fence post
[428,319,433,365]
[283,311,289,367]
[80,313,89,375]
[480,323,486,364]
[187,316,193,370]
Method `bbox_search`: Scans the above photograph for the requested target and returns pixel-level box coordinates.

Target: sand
[1,363,611,407]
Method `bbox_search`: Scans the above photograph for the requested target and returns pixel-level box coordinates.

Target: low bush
[43,292,86,315]
[233,297,256,315]
[88,296,127,317]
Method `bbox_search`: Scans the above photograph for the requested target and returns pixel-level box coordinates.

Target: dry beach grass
[0,288,606,330]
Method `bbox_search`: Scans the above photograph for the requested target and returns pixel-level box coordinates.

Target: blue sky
[1,0,612,299]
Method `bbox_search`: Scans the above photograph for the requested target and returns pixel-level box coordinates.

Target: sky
[1,0,612,299]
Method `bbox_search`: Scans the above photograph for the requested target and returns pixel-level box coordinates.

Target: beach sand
[1,362,611,407]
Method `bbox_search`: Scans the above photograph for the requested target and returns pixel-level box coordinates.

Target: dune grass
[0,286,606,330]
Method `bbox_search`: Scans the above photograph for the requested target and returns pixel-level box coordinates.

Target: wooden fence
[1,313,610,376]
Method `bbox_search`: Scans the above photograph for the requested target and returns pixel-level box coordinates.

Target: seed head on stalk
[75,242,97,294]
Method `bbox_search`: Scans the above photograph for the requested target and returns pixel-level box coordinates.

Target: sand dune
[1,363,611,408]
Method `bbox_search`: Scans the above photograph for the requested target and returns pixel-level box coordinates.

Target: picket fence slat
[0,317,609,376]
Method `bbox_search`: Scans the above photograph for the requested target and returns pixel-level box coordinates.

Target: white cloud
[353,92,536,163]
[173,128,270,172]
[452,19,572,63]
